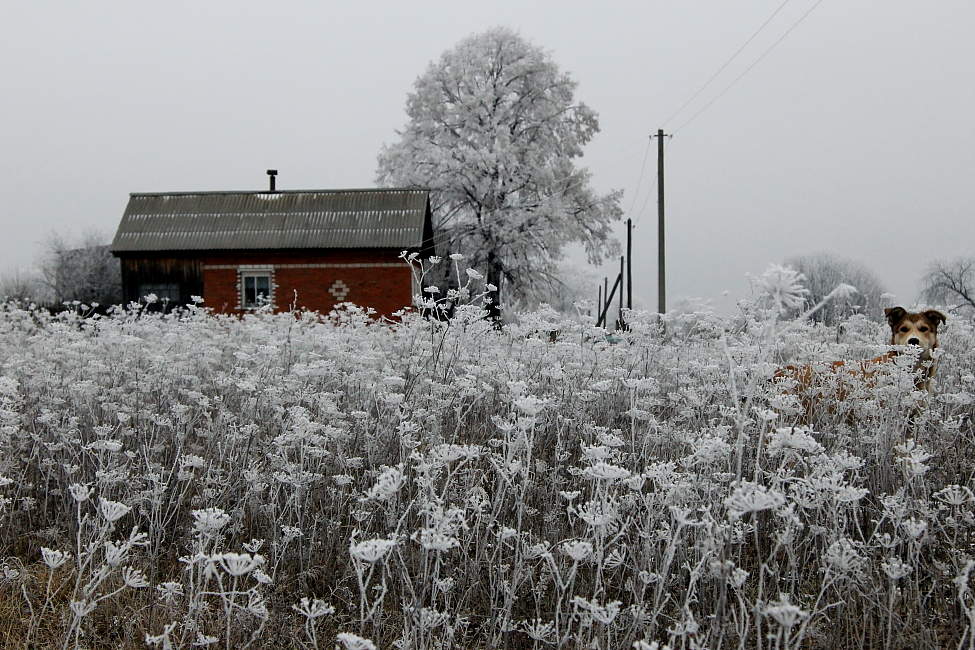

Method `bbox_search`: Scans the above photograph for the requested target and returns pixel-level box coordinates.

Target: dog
[880,306,946,391]
[774,307,947,413]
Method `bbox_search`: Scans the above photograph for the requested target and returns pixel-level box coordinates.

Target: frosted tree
[40,231,121,306]
[0,269,48,303]
[921,257,975,313]
[784,253,888,325]
[376,27,622,317]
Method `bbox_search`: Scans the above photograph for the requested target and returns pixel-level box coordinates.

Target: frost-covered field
[1,294,974,649]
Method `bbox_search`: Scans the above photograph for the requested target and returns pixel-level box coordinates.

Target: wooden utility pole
[653,129,669,313]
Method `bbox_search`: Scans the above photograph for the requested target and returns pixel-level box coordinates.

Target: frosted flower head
[560,540,594,562]
[895,439,932,478]
[364,465,405,501]
[216,552,266,576]
[104,541,129,567]
[751,264,808,312]
[934,484,974,506]
[824,538,863,576]
[724,482,786,520]
[523,619,555,642]
[901,517,927,540]
[281,525,302,541]
[87,439,123,452]
[293,597,335,618]
[40,547,71,570]
[156,581,183,603]
[122,566,149,588]
[191,507,231,537]
[179,454,206,469]
[575,499,620,528]
[582,461,631,482]
[513,395,548,417]
[448,253,464,261]
[99,498,131,523]
[247,592,269,619]
[349,537,397,564]
[882,557,912,581]
[336,632,377,650]
[571,596,621,625]
[413,528,460,552]
[68,483,93,503]
[762,594,808,628]
[768,427,823,457]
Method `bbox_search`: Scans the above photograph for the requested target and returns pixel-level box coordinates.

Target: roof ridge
[129,187,429,198]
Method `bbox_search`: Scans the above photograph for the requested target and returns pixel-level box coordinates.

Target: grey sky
[2,1,973,312]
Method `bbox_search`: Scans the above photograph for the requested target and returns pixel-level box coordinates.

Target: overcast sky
[2,0,973,312]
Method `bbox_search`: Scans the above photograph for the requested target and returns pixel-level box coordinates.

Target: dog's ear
[924,310,947,328]
[884,306,906,329]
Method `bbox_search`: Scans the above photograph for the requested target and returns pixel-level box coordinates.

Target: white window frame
[237,266,275,310]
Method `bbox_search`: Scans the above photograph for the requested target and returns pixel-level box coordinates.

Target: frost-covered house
[110,180,433,315]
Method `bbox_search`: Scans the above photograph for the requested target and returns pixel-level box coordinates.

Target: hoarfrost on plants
[0,279,974,648]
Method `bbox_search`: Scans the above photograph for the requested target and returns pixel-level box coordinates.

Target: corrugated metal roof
[111,188,430,252]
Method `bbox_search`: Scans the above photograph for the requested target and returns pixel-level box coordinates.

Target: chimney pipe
[266,169,278,192]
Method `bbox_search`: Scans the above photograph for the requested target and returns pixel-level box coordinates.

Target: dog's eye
[899,326,909,333]
[919,326,929,332]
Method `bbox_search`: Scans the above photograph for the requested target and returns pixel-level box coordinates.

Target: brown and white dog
[775,307,947,403]
[882,306,946,391]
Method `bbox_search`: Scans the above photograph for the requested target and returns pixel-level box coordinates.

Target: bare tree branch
[921,258,975,312]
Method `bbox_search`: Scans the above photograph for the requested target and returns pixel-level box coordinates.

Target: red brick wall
[200,249,414,316]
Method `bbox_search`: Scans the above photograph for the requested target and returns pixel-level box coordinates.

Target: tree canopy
[377,27,622,314]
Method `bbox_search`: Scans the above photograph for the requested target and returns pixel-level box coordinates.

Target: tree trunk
[486,250,504,323]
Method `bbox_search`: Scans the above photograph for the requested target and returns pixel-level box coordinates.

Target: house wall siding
[199,249,412,315]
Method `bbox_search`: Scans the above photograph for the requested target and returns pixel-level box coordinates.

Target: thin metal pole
[626,218,632,311]
[618,256,624,329]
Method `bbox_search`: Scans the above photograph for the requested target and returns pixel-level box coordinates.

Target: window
[138,283,180,303]
[241,273,272,308]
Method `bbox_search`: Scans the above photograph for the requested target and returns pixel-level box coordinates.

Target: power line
[632,162,657,227]
[672,0,826,134]
[661,0,794,129]
[625,137,653,219]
